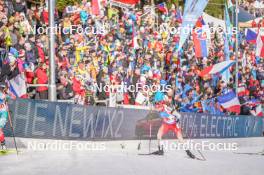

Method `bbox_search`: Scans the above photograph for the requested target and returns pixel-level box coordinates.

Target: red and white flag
[199,60,235,77]
[256,29,264,58]
[237,84,248,97]
[250,105,263,117]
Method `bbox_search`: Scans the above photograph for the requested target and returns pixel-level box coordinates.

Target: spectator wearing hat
[35,62,48,99]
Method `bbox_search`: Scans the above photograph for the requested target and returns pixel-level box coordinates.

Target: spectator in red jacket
[41,7,49,25]
[35,63,48,99]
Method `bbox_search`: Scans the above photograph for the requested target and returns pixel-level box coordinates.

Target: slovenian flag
[245,28,258,44]
[199,60,235,77]
[193,28,208,58]
[217,91,241,114]
[177,0,209,52]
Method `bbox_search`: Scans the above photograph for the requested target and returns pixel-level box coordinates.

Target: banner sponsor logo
[4,99,264,140]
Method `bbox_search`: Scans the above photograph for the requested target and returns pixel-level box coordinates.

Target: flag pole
[48,0,57,101]
[235,0,239,95]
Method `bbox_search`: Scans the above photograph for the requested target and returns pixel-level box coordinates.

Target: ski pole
[7,106,18,155]
[147,103,152,154]
[186,129,206,161]
[148,122,152,154]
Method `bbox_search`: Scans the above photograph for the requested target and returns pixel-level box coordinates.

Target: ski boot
[0,140,6,150]
[151,145,164,155]
[185,149,196,159]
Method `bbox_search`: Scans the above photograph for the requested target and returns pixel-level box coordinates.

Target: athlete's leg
[176,130,184,143]
[0,112,8,147]
[0,129,4,143]
[157,124,169,146]
[174,125,195,158]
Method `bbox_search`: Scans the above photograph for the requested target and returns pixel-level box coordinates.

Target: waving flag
[199,60,235,77]
[228,0,234,8]
[250,105,263,117]
[256,29,264,58]
[222,5,232,83]
[222,34,232,83]
[9,74,27,98]
[246,99,262,107]
[193,28,208,58]
[178,0,209,52]
[217,91,241,114]
[245,28,258,44]
[224,4,232,40]
[237,85,248,96]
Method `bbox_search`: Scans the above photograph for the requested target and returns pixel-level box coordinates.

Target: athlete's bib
[0,93,7,112]
[163,114,176,125]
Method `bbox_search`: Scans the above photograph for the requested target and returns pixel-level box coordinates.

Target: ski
[138,149,164,156]
[138,153,164,156]
[0,149,19,156]
[233,151,264,156]
[186,150,206,161]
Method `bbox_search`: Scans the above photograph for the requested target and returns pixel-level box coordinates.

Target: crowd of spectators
[240,0,264,18]
[0,0,263,116]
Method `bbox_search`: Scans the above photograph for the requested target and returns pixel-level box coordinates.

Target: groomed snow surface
[0,137,263,175]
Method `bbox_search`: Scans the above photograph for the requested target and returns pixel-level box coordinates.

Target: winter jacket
[35,68,48,92]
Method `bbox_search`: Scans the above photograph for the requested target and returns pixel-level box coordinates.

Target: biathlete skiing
[151,90,196,159]
[0,82,13,150]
